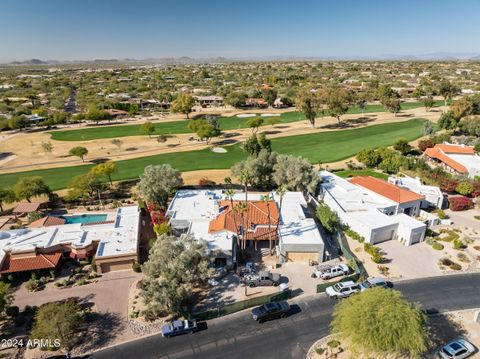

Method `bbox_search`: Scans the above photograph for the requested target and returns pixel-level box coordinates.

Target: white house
[319,171,426,246]
[166,189,325,266]
[388,176,445,209]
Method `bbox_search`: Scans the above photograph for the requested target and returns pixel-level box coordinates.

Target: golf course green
[49,100,442,141]
[2,118,426,190]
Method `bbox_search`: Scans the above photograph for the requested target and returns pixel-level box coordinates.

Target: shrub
[474,245,480,251]
[6,306,19,317]
[132,263,142,273]
[198,177,216,186]
[455,182,474,196]
[377,265,390,276]
[75,278,87,286]
[435,209,446,220]
[453,239,466,250]
[457,252,470,263]
[432,242,444,250]
[316,204,340,234]
[25,278,40,292]
[371,252,384,264]
[418,139,434,152]
[449,196,474,211]
[449,263,462,271]
[439,229,460,242]
[91,256,97,272]
[439,257,454,266]
[345,229,365,242]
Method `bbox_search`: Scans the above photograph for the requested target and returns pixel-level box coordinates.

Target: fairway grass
[3,118,426,190]
[49,100,441,141]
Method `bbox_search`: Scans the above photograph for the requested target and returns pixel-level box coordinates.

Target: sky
[1,0,480,61]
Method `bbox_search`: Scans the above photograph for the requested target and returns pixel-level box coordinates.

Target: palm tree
[261,193,274,255]
[238,170,251,251]
[224,188,240,249]
[275,185,287,250]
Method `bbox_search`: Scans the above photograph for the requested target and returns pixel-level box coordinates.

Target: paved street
[89,273,480,359]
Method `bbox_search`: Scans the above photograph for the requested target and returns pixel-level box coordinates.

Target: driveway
[14,270,141,317]
[445,208,480,234]
[377,240,444,280]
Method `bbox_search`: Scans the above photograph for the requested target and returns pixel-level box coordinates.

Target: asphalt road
[89,273,480,359]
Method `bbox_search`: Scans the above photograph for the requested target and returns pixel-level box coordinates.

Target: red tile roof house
[166,190,325,266]
[349,176,425,217]
[424,143,480,178]
[0,206,141,277]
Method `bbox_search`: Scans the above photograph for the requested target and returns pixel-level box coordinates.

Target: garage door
[286,252,318,262]
[99,259,134,273]
[372,229,394,244]
[410,232,423,245]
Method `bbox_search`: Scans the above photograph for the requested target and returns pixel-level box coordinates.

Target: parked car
[251,301,290,323]
[359,277,388,291]
[325,281,360,299]
[313,264,349,280]
[439,338,476,359]
[245,270,281,287]
[161,319,197,338]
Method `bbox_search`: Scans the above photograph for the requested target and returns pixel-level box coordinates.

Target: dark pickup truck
[251,301,290,323]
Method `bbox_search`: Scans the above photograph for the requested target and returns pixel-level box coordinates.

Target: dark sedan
[161,319,197,338]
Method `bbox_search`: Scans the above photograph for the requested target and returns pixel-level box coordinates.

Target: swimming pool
[61,214,108,224]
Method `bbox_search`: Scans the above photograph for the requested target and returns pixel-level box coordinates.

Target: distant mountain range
[2,53,480,65]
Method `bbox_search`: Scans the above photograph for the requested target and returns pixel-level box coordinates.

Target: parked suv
[325,281,360,299]
[251,301,290,323]
[245,270,281,287]
[313,264,349,280]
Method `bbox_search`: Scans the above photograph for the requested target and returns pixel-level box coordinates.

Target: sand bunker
[261,113,281,117]
[211,147,228,153]
[236,113,256,118]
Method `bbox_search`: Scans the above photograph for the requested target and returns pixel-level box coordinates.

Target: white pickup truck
[313,264,350,280]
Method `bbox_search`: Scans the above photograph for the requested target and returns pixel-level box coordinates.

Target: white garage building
[319,171,427,246]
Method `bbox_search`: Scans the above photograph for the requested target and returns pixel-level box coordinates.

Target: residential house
[0,206,141,276]
[166,189,325,266]
[388,176,445,209]
[320,171,426,246]
[195,95,224,108]
[424,143,480,178]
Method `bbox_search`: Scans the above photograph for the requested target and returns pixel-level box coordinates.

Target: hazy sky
[1,0,480,61]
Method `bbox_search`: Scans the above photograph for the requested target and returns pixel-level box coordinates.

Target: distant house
[320,171,426,246]
[424,143,480,178]
[105,109,128,118]
[246,98,268,108]
[195,95,224,108]
[27,114,45,124]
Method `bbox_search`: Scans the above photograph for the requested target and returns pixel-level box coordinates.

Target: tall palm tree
[275,185,287,250]
[261,193,274,255]
[238,170,251,251]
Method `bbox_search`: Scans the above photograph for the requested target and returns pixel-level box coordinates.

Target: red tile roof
[209,200,279,240]
[13,202,41,214]
[349,176,425,204]
[29,216,66,228]
[433,144,474,154]
[0,252,62,274]
[424,145,469,173]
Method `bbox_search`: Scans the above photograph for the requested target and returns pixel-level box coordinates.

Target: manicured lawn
[334,169,389,180]
[1,118,426,190]
[49,100,441,141]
